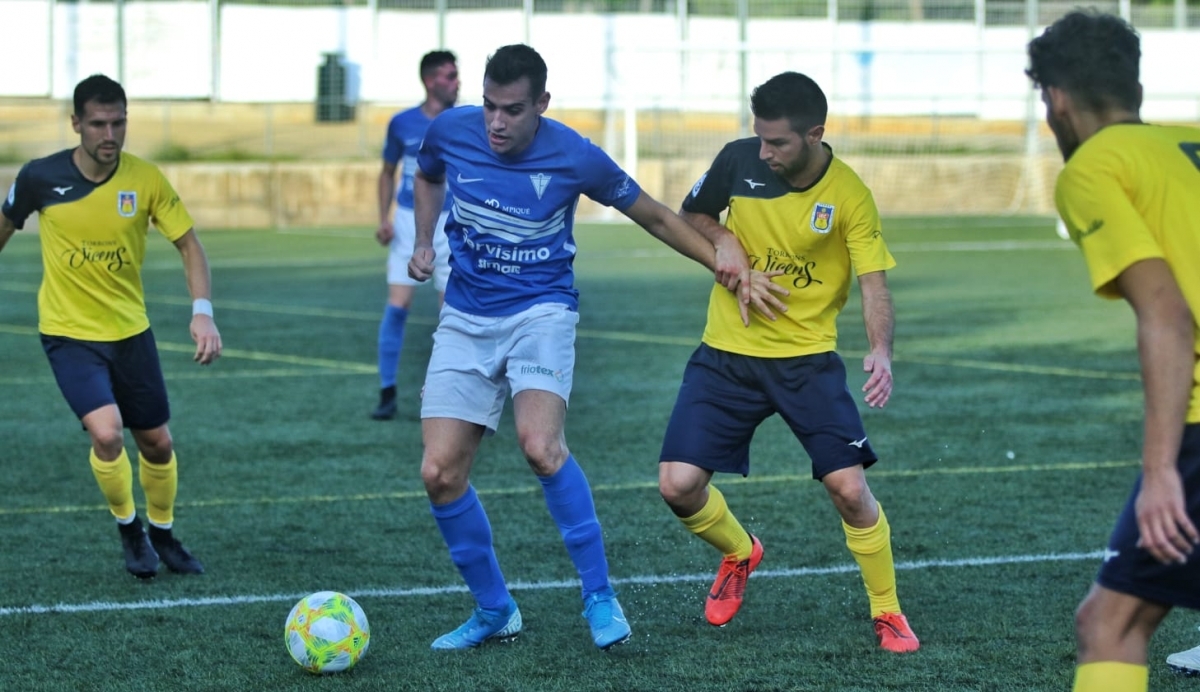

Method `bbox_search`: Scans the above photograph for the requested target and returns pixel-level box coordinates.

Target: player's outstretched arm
[173,229,222,365]
[679,208,789,324]
[376,161,398,246]
[1115,257,1199,565]
[858,270,894,408]
[0,214,15,254]
[408,168,445,282]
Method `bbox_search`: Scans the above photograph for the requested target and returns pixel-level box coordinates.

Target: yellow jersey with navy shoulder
[1055,123,1200,423]
[1,149,194,341]
[683,139,895,358]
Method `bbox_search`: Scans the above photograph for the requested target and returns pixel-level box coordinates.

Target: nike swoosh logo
[53,186,73,195]
[404,138,421,146]
[457,174,483,183]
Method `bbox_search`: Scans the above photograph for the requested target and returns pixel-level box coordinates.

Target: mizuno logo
[457,174,484,183]
[744,179,765,189]
[53,186,73,195]
[848,437,868,448]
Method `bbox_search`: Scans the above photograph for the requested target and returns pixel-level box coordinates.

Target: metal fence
[1,0,1198,216]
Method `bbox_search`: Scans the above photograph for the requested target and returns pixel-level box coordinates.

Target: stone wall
[0,154,1061,232]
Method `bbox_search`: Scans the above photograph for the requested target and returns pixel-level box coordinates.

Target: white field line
[0,550,1103,617]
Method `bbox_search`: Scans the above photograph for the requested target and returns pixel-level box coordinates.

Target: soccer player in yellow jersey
[1026,10,1200,692]
[657,71,919,653]
[0,74,221,579]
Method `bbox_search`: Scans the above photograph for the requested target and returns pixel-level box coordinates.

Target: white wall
[0,1,1196,121]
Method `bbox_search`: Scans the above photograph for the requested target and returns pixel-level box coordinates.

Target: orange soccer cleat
[873,612,920,653]
[704,534,764,626]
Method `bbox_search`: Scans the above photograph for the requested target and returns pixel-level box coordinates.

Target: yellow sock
[139,452,178,528]
[679,485,753,560]
[89,448,136,521]
[843,502,901,618]
[1072,662,1147,692]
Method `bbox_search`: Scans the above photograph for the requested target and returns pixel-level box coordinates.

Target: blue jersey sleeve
[579,142,641,211]
[382,114,404,165]
[416,116,447,179]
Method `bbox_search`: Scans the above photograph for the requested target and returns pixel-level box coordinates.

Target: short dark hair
[750,72,827,135]
[420,50,457,81]
[73,74,126,117]
[484,44,547,99]
[1026,9,1141,112]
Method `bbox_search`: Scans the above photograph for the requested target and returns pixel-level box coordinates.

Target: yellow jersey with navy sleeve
[683,139,895,357]
[1,149,194,341]
[1055,123,1200,423]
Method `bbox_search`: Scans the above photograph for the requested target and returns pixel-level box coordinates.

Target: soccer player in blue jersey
[370,50,460,420]
[658,71,919,653]
[1026,10,1200,692]
[0,74,219,579]
[408,44,764,651]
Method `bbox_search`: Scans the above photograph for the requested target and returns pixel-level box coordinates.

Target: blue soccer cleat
[431,598,522,650]
[582,587,631,650]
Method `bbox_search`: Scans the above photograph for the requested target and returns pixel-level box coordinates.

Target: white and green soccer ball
[284,591,370,674]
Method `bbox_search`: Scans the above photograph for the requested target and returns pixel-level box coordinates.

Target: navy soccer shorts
[1096,423,1200,609]
[659,344,877,479]
[41,329,171,431]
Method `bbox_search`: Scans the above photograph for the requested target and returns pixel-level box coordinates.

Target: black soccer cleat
[370,385,398,420]
[118,517,159,579]
[148,526,205,574]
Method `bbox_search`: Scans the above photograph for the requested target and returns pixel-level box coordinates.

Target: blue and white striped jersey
[418,106,641,316]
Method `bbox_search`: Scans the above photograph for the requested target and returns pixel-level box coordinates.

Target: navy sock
[377,304,408,389]
[430,485,510,611]
[539,456,610,597]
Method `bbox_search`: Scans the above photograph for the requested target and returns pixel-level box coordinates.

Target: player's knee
[420,455,468,500]
[88,427,126,460]
[517,432,566,475]
[138,436,174,464]
[658,463,706,514]
[825,473,873,515]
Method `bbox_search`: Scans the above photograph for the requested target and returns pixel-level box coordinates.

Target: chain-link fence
[1,0,1198,220]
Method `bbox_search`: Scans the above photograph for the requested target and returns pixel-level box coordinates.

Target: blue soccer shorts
[1096,423,1200,609]
[659,344,877,479]
[40,329,171,430]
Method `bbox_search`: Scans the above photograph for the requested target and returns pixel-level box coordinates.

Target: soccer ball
[284,591,370,674]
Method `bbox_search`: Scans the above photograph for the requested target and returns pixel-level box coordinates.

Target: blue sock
[377,304,408,389]
[430,486,510,611]
[539,456,610,598]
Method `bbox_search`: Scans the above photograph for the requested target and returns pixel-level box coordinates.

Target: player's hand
[739,270,789,326]
[190,315,222,365]
[407,245,435,282]
[1135,467,1199,564]
[713,234,750,293]
[375,221,395,246]
[861,351,892,408]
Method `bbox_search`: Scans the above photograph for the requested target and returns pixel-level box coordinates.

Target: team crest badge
[118,191,137,218]
[530,173,551,200]
[810,203,835,234]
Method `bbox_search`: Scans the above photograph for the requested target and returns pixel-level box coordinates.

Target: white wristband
[192,298,213,317]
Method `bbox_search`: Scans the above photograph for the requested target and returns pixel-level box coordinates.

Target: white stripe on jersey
[453,196,570,244]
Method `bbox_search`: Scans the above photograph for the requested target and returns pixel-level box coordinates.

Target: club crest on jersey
[117,191,137,218]
[810,203,835,234]
[530,173,551,200]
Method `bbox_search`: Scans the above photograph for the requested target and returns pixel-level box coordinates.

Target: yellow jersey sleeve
[1056,145,1162,300]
